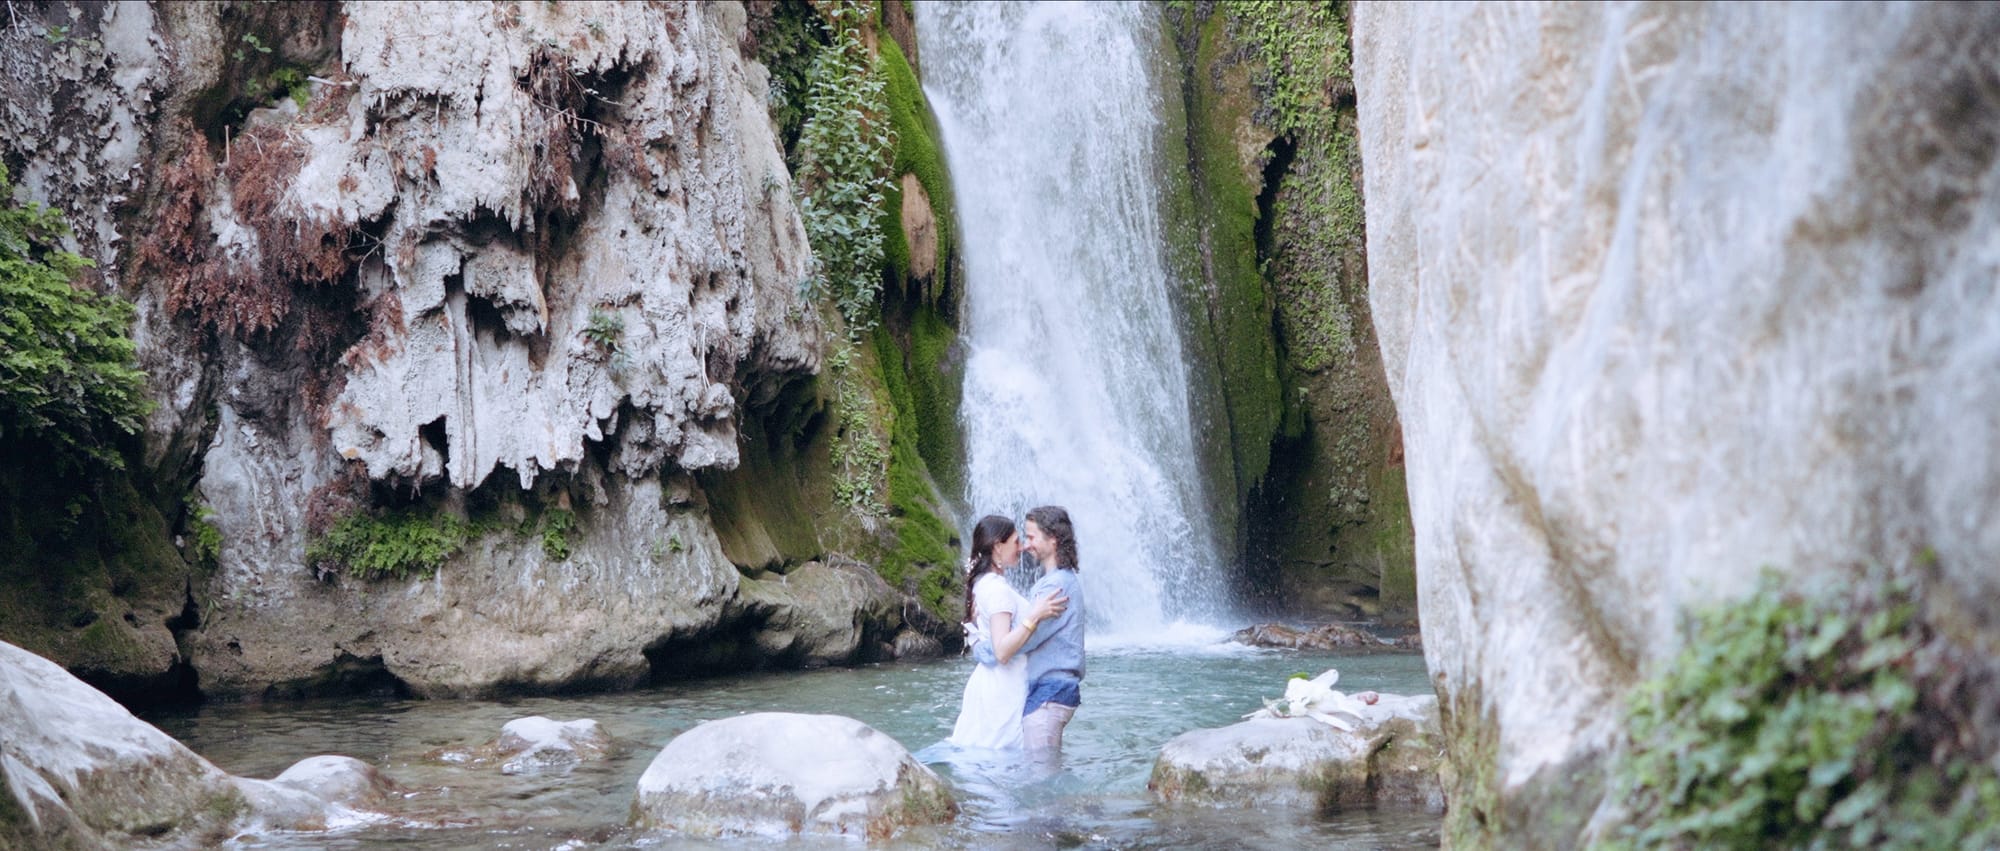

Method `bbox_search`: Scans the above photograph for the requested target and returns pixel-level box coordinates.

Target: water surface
[152,646,1439,849]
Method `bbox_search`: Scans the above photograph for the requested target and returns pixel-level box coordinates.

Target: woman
[1015,505,1085,758]
[948,515,1066,750]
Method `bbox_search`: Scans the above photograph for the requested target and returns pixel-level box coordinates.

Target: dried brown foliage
[522,49,589,219]
[305,460,369,538]
[141,123,229,329]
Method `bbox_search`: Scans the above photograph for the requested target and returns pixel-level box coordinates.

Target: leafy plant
[1612,567,2000,849]
[306,509,474,581]
[826,342,886,515]
[794,0,895,335]
[541,508,577,561]
[583,308,623,353]
[189,503,223,568]
[233,32,273,62]
[0,164,150,475]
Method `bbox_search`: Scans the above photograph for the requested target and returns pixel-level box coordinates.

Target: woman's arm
[990,592,1066,664]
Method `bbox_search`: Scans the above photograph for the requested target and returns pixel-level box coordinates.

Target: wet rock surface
[426,716,612,775]
[1230,622,1412,651]
[0,640,385,847]
[632,712,955,840]
[1149,694,1444,813]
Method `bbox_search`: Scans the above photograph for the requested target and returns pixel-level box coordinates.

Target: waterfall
[917,2,1229,641]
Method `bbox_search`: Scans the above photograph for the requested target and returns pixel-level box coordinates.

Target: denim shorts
[1024,677,1081,714]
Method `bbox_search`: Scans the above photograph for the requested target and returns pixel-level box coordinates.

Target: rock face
[0,641,380,847]
[1149,694,1443,812]
[632,712,955,840]
[181,0,821,698]
[1354,1,2000,843]
[0,0,955,698]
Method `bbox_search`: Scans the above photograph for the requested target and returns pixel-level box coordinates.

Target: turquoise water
[149,645,1439,849]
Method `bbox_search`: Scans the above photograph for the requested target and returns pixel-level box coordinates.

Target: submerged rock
[1149,694,1444,813]
[632,712,954,840]
[0,641,384,847]
[231,756,392,833]
[1230,622,1398,651]
[494,717,612,775]
[424,716,612,775]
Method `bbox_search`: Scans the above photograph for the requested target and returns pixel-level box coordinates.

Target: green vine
[795,0,896,335]
[826,341,887,515]
[1611,567,2000,849]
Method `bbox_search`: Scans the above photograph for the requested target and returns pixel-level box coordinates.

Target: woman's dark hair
[965,514,1017,622]
[1025,505,1078,572]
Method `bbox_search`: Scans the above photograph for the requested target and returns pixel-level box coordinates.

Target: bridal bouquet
[1244,668,1372,732]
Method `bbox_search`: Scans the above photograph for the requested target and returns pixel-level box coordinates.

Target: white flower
[1244,668,1366,731]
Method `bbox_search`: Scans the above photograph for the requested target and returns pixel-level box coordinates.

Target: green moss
[0,438,197,701]
[306,508,473,581]
[877,36,955,299]
[1368,465,1416,608]
[898,304,963,495]
[1186,12,1284,506]
[1610,568,2000,849]
[699,391,825,573]
[870,322,959,624]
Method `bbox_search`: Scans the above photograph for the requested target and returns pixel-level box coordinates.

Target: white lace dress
[948,572,1030,750]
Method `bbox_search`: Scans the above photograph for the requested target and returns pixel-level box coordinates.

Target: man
[1015,505,1084,758]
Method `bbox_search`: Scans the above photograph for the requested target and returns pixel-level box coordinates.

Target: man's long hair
[1026,505,1079,572]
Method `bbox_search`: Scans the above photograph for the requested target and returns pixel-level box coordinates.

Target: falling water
[917,2,1228,640]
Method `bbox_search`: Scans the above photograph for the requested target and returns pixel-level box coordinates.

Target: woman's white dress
[948,572,1030,750]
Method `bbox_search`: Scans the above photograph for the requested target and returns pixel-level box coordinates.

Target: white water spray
[917,2,1230,640]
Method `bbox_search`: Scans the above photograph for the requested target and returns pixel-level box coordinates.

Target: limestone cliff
[0,0,947,700]
[1356,1,2000,843]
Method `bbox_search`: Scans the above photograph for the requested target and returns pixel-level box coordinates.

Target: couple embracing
[948,506,1084,758]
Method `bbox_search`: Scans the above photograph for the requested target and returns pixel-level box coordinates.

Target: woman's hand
[1026,592,1068,627]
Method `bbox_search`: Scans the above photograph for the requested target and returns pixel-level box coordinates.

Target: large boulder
[1354,1,2000,844]
[1,640,248,848]
[1149,694,1444,813]
[0,641,384,847]
[632,712,954,840]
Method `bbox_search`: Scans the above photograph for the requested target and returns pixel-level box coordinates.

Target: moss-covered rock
[877,36,957,306]
[1605,568,2000,849]
[1149,696,1445,813]
[0,451,199,708]
[1165,7,1285,538]
[1162,0,1413,621]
